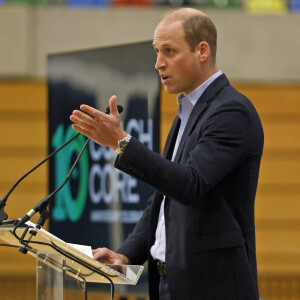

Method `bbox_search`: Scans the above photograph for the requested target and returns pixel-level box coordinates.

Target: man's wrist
[118,253,130,265]
[114,133,131,155]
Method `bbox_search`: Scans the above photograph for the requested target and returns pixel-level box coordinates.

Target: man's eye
[167,49,172,53]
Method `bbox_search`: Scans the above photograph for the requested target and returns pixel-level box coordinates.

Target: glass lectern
[0,222,144,300]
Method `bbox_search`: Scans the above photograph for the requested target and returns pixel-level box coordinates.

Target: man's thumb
[109,95,118,115]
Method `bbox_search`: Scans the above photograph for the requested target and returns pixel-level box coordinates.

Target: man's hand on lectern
[92,247,130,265]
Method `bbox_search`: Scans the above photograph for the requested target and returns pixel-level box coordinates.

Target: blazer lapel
[173,102,207,163]
[162,116,181,160]
[150,116,181,230]
[174,74,230,163]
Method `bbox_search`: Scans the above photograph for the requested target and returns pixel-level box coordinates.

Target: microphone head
[105,105,123,115]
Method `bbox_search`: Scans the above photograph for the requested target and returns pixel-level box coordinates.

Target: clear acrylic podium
[0,221,144,300]
[36,251,87,300]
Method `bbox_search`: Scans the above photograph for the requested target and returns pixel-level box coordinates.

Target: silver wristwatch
[114,133,131,155]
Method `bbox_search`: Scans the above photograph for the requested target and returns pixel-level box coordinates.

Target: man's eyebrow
[152,43,172,48]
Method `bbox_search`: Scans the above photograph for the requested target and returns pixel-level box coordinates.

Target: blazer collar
[173,74,230,162]
[162,116,181,160]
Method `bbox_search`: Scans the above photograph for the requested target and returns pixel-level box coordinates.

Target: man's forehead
[155,18,182,32]
[152,35,184,49]
[153,19,184,45]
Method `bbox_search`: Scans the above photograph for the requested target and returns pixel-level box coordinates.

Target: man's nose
[155,54,166,70]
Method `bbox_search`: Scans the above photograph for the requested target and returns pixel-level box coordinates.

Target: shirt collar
[177,70,222,120]
[177,70,222,106]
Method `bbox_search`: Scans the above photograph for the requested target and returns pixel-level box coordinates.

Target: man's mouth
[160,75,169,83]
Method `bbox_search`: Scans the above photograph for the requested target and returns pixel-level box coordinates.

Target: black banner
[48,42,160,257]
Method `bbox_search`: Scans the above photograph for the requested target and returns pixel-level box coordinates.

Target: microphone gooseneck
[15,103,124,227]
[0,132,80,224]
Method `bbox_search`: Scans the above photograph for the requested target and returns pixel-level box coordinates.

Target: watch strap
[114,133,131,155]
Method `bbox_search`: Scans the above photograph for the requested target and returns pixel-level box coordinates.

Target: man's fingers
[92,247,108,260]
[77,97,119,119]
[71,124,89,137]
[70,114,94,131]
[70,98,123,148]
[80,104,103,119]
[92,248,129,265]
[108,95,119,116]
[71,110,96,128]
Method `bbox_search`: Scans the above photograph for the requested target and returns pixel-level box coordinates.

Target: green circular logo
[51,124,89,222]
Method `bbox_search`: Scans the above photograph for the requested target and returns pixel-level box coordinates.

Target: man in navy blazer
[71,8,264,300]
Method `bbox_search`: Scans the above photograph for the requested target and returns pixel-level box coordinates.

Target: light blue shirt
[150,70,222,262]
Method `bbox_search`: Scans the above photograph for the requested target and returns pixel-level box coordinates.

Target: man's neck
[202,64,218,83]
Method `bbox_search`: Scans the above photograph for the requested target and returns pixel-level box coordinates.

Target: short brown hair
[163,9,217,62]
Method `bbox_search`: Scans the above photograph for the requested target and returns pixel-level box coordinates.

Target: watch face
[118,135,130,150]
[119,140,127,149]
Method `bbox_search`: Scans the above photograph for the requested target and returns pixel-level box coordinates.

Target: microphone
[0,202,8,224]
[16,104,124,227]
[0,104,124,225]
[105,104,123,115]
[17,140,89,228]
[0,132,80,225]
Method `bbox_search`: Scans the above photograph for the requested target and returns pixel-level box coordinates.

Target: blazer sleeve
[115,99,253,206]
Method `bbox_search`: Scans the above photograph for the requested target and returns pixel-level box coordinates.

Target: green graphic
[51,124,89,222]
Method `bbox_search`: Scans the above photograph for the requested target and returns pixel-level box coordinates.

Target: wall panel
[0,81,48,286]
[160,84,300,300]
[1,81,300,299]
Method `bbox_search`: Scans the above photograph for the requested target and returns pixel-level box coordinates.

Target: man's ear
[196,41,210,62]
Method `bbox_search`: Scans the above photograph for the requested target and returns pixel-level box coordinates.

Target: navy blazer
[116,74,264,300]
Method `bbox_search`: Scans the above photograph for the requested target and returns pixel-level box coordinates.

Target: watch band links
[114,133,131,155]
